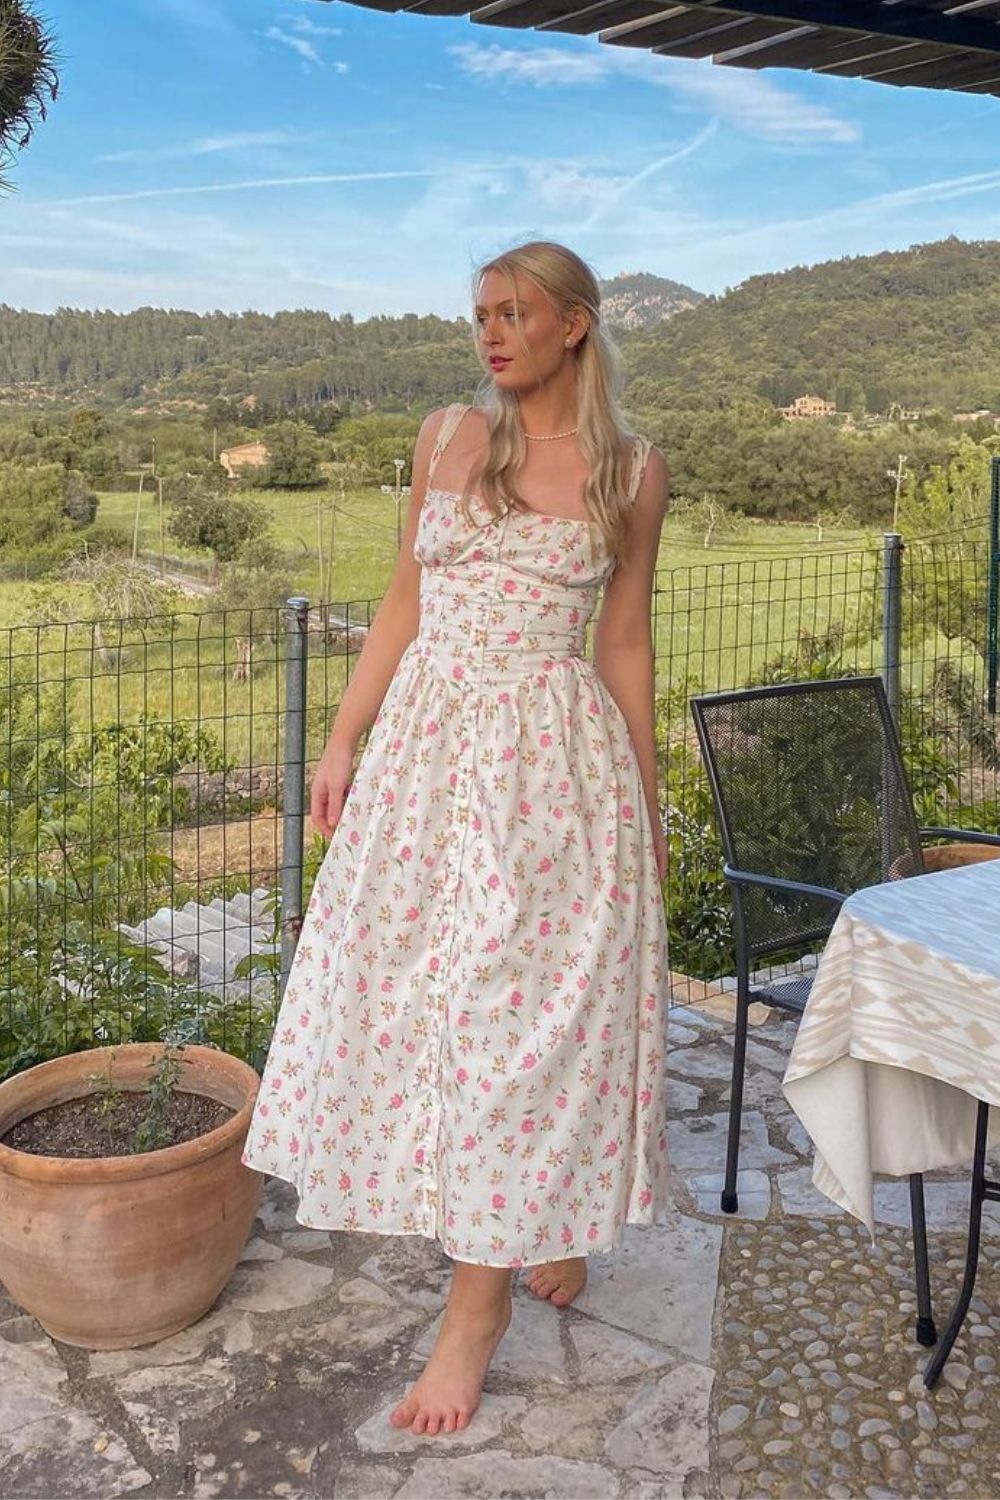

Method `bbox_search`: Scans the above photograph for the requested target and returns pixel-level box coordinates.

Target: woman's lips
[489,356,511,370]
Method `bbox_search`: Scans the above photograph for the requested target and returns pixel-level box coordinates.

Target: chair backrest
[690,676,924,959]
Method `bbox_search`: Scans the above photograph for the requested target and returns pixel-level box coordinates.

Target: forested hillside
[1,238,998,415]
[0,308,480,410]
[627,237,1000,413]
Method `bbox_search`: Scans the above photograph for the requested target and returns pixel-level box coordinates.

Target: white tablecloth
[783,859,1000,1233]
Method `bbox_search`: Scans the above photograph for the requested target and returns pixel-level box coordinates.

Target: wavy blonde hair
[458,239,638,563]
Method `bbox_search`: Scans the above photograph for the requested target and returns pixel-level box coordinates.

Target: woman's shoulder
[419,403,487,443]
[621,429,668,499]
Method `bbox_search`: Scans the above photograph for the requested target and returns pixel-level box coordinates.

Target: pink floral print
[241,404,671,1267]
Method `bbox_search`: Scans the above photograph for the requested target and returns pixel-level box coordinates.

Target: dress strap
[626,434,653,506]
[427,403,471,485]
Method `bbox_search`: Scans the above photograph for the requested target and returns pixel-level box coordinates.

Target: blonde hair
[460,239,637,563]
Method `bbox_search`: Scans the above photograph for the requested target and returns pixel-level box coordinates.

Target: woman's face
[475,267,579,392]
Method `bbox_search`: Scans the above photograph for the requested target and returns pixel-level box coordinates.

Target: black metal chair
[690,675,1000,1379]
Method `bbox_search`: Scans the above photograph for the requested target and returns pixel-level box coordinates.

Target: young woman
[241,239,671,1435]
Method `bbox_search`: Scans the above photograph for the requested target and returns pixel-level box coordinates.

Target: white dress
[241,404,671,1267]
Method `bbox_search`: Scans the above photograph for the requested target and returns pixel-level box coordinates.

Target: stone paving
[2,1001,1000,1499]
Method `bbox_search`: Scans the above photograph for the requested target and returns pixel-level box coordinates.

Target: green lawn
[0,486,917,769]
[92,485,402,603]
[92,483,877,603]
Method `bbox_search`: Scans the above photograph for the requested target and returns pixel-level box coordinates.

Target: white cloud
[449,38,859,146]
[98,129,312,165]
[581,121,720,227]
[286,13,342,37]
[449,42,608,88]
[43,169,444,208]
[261,24,322,68]
[624,52,860,145]
[725,165,1000,249]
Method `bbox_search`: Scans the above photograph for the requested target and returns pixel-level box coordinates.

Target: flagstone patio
[2,1002,999,1500]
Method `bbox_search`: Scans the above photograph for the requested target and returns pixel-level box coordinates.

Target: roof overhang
[324,0,1000,97]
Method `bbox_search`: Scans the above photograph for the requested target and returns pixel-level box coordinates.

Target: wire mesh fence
[2,525,998,1074]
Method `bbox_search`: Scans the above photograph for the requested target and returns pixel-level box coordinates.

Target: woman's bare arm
[309,407,448,836]
[325,407,448,753]
[592,446,670,833]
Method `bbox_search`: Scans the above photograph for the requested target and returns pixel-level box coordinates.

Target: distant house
[219,441,269,480]
[954,409,997,425]
[779,394,837,421]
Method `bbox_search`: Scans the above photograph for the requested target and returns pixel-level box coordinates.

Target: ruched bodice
[414,490,607,689]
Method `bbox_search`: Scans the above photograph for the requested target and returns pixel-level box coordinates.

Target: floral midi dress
[240,403,671,1268]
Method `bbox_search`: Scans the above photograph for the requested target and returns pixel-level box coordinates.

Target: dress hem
[243,1160,671,1269]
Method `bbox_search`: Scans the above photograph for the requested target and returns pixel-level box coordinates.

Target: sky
[3,0,1000,317]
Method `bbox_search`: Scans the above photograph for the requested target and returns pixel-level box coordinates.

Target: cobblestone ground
[2,1003,999,1499]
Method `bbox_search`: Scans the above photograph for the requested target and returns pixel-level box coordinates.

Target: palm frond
[0,0,60,191]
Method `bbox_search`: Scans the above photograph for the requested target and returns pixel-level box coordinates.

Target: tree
[671,494,748,549]
[211,537,296,681]
[70,407,109,447]
[37,556,184,670]
[263,421,323,488]
[167,486,268,578]
[61,470,98,526]
[331,413,421,486]
[0,462,101,571]
[0,0,59,190]
[898,437,998,659]
[0,463,66,550]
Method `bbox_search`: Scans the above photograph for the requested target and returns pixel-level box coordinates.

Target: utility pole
[132,471,145,562]
[158,476,166,576]
[316,491,326,605]
[325,491,336,602]
[394,457,404,551]
[888,453,907,530]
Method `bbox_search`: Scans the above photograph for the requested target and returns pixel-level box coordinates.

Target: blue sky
[4,0,1000,316]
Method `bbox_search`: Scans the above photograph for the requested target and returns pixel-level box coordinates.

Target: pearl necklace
[523,426,578,442]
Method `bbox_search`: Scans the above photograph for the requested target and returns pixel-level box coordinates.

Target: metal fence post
[281,597,310,995]
[988,456,999,715]
[880,533,904,879]
[882,532,903,726]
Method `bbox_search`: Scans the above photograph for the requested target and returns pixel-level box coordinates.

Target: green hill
[626,236,1000,414]
[1,238,998,415]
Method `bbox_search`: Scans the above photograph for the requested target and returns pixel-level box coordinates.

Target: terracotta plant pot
[0,1043,263,1349]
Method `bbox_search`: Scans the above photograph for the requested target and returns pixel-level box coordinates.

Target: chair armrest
[723,865,848,906]
[920,827,1000,849]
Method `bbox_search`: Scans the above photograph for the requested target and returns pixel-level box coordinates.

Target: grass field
[0,484,942,774]
[90,483,878,600]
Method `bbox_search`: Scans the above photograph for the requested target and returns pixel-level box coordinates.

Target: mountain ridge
[0,238,996,414]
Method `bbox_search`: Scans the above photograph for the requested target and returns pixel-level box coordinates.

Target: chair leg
[923,1100,990,1390]
[908,1173,936,1347]
[721,979,750,1214]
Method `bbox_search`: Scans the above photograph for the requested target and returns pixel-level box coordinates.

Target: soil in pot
[1,1090,235,1158]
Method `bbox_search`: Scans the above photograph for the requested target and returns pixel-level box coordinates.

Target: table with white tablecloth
[783,859,1000,1228]
[782,857,1000,1383]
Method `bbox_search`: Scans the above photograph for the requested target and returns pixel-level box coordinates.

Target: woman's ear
[564,308,590,350]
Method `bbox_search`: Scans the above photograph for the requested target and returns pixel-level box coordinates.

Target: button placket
[421,510,512,1237]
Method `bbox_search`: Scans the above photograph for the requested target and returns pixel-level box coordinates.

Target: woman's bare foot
[525,1255,587,1307]
[390,1264,512,1436]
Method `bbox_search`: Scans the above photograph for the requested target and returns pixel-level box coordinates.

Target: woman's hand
[652,820,669,885]
[310,735,357,840]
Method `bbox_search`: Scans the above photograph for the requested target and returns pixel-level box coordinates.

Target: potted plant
[0,1035,263,1349]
